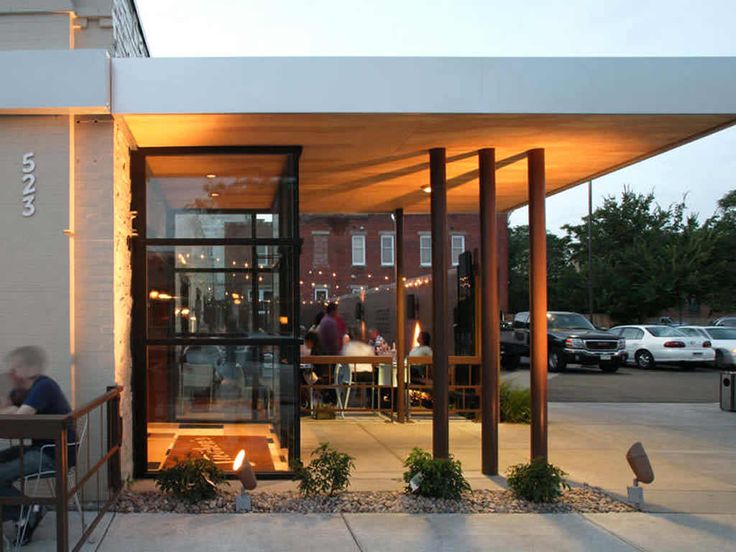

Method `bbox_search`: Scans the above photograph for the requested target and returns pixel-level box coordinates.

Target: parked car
[513,311,626,373]
[712,316,736,327]
[678,326,736,367]
[609,325,714,370]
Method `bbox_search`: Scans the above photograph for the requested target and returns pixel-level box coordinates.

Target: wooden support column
[528,148,549,460]
[394,208,406,422]
[430,147,449,459]
[479,148,500,475]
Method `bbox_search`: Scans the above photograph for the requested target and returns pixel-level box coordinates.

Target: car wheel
[600,361,619,373]
[501,355,520,371]
[548,350,567,372]
[715,350,724,368]
[635,350,655,370]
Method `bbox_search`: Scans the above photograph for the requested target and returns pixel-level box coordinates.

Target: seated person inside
[0,346,76,545]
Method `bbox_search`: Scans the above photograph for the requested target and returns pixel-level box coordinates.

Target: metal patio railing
[0,386,123,552]
[405,356,482,418]
[301,355,482,420]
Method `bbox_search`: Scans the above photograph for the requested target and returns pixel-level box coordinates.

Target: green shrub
[155,454,225,503]
[506,458,570,503]
[295,443,355,496]
[500,381,531,423]
[402,448,471,500]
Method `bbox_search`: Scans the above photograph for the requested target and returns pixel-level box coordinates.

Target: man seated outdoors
[0,346,76,545]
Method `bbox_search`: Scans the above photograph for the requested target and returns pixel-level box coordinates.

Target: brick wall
[112,0,148,57]
[299,213,480,305]
[0,116,72,394]
[113,120,134,478]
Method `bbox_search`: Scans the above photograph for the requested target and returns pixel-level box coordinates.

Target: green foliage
[506,458,570,503]
[507,188,736,323]
[402,448,471,500]
[155,454,225,503]
[295,443,355,496]
[500,382,531,423]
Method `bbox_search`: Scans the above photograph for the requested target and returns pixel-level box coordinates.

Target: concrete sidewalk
[70,511,736,551]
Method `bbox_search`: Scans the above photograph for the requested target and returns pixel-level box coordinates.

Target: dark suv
[513,311,627,373]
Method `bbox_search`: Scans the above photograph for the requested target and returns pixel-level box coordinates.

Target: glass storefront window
[146,245,293,338]
[146,344,295,473]
[145,154,294,239]
[134,148,301,476]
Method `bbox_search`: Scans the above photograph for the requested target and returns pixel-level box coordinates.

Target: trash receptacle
[721,372,736,412]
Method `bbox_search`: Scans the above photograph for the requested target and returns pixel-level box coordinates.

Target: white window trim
[380,233,395,267]
[352,234,366,266]
[314,287,329,302]
[419,233,432,267]
[451,234,466,267]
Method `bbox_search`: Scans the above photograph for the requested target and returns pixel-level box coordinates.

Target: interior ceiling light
[206,173,217,179]
[209,192,220,198]
[422,186,432,193]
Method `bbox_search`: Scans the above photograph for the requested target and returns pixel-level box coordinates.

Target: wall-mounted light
[421,186,432,194]
[206,174,217,179]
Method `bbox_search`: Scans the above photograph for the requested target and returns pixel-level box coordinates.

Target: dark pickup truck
[506,311,627,373]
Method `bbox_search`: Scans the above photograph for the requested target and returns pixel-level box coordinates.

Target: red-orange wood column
[430,147,449,459]
[528,148,549,460]
[394,208,406,422]
[479,148,500,475]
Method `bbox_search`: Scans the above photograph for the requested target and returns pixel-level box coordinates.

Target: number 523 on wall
[21,152,36,217]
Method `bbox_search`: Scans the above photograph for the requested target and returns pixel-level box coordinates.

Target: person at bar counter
[0,346,77,545]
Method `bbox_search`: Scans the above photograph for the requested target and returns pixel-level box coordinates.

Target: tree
[702,190,736,313]
[507,226,585,314]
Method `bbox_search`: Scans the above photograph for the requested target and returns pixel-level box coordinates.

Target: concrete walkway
[12,402,736,550]
[27,511,731,551]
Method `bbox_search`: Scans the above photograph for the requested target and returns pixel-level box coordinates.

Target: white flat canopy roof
[112,56,736,115]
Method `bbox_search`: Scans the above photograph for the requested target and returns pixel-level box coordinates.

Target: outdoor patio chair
[14,418,88,550]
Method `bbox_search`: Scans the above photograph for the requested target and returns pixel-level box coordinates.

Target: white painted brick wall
[0,116,72,393]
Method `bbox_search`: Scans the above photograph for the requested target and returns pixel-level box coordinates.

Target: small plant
[155,454,225,503]
[500,382,531,423]
[295,443,355,496]
[506,458,570,503]
[402,448,470,500]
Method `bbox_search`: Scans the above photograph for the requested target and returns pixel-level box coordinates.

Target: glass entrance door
[131,148,301,476]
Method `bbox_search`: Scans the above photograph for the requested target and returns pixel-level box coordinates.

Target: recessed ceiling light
[422,186,432,193]
[206,173,217,179]
[209,192,220,198]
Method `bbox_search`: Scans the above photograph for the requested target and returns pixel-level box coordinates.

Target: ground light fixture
[626,442,654,508]
[233,449,257,512]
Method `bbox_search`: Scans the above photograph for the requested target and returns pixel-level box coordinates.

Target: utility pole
[587,180,594,323]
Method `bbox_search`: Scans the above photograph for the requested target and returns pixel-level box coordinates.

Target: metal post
[528,149,548,461]
[430,147,449,459]
[587,180,594,322]
[479,148,500,475]
[55,425,70,551]
[394,208,406,422]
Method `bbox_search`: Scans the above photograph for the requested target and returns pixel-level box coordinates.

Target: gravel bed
[114,486,634,514]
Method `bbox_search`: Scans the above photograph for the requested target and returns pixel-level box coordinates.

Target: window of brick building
[380,233,395,266]
[419,233,431,267]
[451,234,465,266]
[312,231,329,267]
[352,234,366,266]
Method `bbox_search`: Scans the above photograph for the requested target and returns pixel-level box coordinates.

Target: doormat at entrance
[162,435,275,472]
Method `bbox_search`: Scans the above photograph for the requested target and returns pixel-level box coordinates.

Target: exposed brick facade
[299,214,480,304]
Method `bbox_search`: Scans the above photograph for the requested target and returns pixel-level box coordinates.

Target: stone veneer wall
[113,121,134,478]
[112,0,148,57]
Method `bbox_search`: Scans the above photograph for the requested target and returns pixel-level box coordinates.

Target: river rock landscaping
[113,486,635,514]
